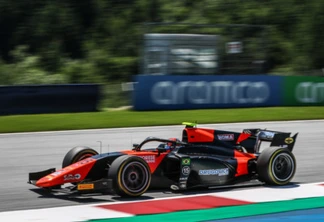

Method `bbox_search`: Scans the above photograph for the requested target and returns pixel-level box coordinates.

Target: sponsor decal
[64,173,81,181]
[199,168,229,176]
[179,180,187,188]
[182,158,191,165]
[140,155,155,163]
[151,81,270,105]
[285,137,294,144]
[259,131,275,140]
[78,183,94,190]
[295,82,324,103]
[217,134,234,141]
[182,166,191,176]
[179,177,188,181]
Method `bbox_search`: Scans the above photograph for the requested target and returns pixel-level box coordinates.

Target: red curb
[97,195,252,215]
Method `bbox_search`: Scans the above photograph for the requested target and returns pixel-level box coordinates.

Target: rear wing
[243,129,298,153]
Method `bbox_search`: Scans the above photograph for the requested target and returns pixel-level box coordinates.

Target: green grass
[0,106,324,133]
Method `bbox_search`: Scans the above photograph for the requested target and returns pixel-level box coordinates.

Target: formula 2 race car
[28,122,298,197]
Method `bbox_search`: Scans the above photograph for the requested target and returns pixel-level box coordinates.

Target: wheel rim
[121,161,149,193]
[272,153,295,182]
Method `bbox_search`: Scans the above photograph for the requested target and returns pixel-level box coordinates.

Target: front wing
[28,168,114,194]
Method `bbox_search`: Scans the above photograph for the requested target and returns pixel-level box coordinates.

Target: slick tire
[257,147,296,185]
[62,146,98,168]
[108,155,151,197]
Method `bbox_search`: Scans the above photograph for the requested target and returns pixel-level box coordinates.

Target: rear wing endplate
[270,132,298,152]
[245,129,298,152]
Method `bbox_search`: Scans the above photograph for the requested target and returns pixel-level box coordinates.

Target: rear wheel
[62,146,98,168]
[108,155,151,197]
[257,147,296,185]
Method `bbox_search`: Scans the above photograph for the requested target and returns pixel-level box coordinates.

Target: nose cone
[35,157,97,188]
[36,175,55,187]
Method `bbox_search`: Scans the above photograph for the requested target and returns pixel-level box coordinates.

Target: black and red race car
[28,122,298,197]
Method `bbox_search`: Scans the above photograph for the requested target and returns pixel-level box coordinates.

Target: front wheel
[62,146,98,168]
[257,147,296,185]
[108,155,151,197]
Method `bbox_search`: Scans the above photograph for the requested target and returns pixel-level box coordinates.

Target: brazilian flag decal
[182,158,191,165]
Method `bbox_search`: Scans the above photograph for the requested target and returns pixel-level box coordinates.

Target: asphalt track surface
[0,120,323,213]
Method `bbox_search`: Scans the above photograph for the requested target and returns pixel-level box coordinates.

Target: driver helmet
[165,138,181,149]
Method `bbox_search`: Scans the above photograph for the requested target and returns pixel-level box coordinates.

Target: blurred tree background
[0,0,323,87]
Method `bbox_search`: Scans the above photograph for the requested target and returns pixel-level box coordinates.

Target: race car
[28,122,298,197]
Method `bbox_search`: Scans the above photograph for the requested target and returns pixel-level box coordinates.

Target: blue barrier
[133,75,282,110]
[0,84,101,115]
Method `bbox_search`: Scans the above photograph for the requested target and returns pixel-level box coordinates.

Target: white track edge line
[1,119,323,136]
